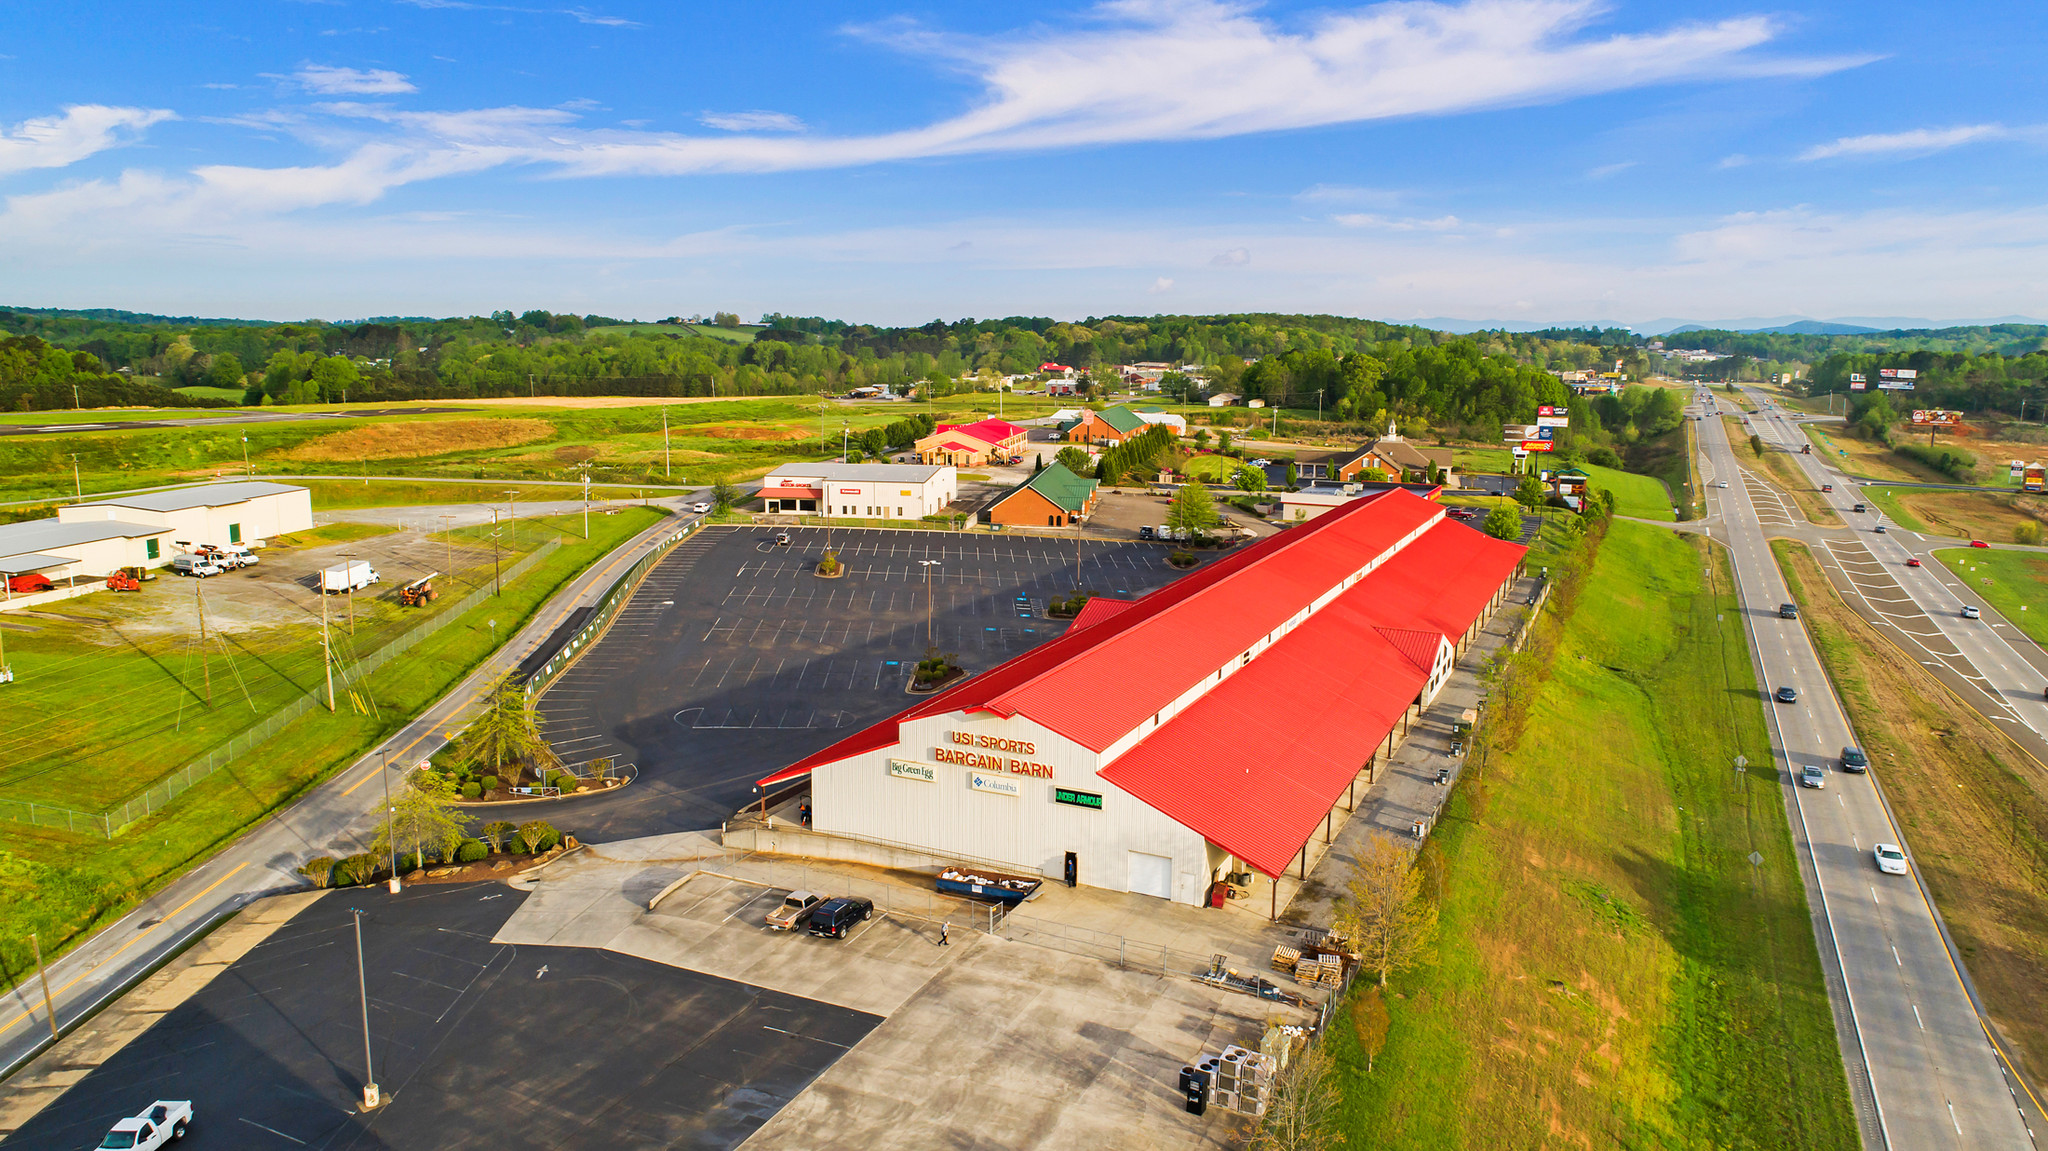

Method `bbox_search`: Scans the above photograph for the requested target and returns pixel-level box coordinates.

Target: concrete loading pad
[536,525,1192,838]
[0,883,878,1151]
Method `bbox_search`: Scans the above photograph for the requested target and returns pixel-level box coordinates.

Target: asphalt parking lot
[534,525,1193,836]
[2,883,878,1151]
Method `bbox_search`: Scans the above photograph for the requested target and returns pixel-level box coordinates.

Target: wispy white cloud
[288,64,417,94]
[0,105,175,178]
[396,0,640,28]
[1799,124,2008,161]
[699,110,805,133]
[1716,153,1750,169]
[1149,276,1175,293]
[1293,183,1405,208]
[1210,247,1250,267]
[1333,212,1462,231]
[1586,160,1636,179]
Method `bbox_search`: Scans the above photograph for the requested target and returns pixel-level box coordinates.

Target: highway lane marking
[0,860,251,1040]
[1893,946,1901,966]
[1872,886,1880,904]
[1949,1100,1962,1136]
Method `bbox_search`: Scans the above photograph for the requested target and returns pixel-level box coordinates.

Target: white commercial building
[2,482,313,601]
[759,463,958,519]
[754,490,1525,908]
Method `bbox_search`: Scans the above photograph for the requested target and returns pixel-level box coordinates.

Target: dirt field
[1887,488,2045,542]
[280,418,554,461]
[1777,540,2048,1082]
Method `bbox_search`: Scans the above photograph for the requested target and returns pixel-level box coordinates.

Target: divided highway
[1698,395,2037,1149]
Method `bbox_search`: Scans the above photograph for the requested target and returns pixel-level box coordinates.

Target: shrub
[397,851,425,873]
[547,770,577,792]
[455,838,489,863]
[507,835,529,855]
[298,857,337,888]
[1586,446,1623,469]
[481,775,500,793]
[519,819,560,854]
[461,781,482,799]
[2016,521,2043,546]
[481,820,517,851]
[1168,549,1197,567]
[336,853,378,886]
[1895,441,1977,482]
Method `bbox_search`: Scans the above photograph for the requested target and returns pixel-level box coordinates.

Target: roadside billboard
[1849,373,1866,391]
[1877,368,1917,390]
[1519,440,1555,453]
[1537,405,1565,417]
[1536,416,1569,428]
[1910,409,1961,427]
[2012,460,2026,479]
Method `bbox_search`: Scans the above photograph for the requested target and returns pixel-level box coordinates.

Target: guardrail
[521,522,699,700]
[0,540,563,839]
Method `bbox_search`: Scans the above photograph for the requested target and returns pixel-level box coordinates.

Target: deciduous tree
[1334,836,1438,986]
[1167,478,1220,537]
[373,772,467,869]
[1247,1043,1345,1151]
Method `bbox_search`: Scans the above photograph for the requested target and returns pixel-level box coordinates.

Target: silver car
[1798,764,1825,789]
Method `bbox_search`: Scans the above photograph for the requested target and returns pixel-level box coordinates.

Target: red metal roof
[1068,596,1135,631]
[760,490,1511,790]
[938,418,1027,444]
[762,486,821,500]
[1097,517,1523,876]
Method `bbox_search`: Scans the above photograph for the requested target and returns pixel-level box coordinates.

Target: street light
[383,750,399,893]
[350,907,382,1110]
[919,560,941,644]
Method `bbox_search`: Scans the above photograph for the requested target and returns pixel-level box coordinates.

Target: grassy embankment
[1860,486,2042,542]
[1327,521,1857,1150]
[1775,539,2048,1080]
[1933,547,2048,647]
[1578,462,1675,521]
[0,507,666,992]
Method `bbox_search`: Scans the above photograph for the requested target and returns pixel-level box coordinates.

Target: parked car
[97,1101,191,1149]
[1841,746,1868,773]
[1905,557,1921,567]
[1970,540,1990,548]
[7,573,53,593]
[805,896,874,938]
[170,556,222,578]
[1798,764,1826,789]
[1962,605,1981,619]
[217,544,258,567]
[775,532,791,546]
[766,890,823,931]
[690,501,711,514]
[1775,686,1799,703]
[1874,843,1909,875]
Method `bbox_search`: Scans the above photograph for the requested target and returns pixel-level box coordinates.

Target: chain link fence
[0,540,562,839]
[520,523,699,700]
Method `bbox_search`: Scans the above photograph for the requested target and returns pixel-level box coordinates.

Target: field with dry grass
[279,418,554,461]
[1775,540,2048,1084]
[1757,449,1842,525]
[1328,522,1855,1150]
[1889,488,2045,541]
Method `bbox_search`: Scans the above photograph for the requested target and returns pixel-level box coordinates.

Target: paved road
[0,491,711,1082]
[1697,392,2037,1149]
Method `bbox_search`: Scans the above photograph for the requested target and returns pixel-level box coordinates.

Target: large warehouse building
[757,488,1525,907]
[0,481,312,596]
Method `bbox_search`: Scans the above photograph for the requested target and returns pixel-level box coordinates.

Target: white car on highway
[1874,843,1909,875]
[1961,605,1981,619]
[690,501,711,513]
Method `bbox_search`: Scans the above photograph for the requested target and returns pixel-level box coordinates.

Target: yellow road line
[0,861,250,1039]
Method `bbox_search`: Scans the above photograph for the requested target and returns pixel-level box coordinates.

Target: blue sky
[1,0,2044,328]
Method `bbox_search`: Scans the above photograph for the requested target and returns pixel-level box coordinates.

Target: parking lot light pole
[919,560,940,644]
[351,907,381,1110]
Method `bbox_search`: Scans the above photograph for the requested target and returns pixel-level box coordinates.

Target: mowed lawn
[0,507,668,990]
[1326,522,1856,1150]
[1580,462,1675,520]
[1934,547,2048,647]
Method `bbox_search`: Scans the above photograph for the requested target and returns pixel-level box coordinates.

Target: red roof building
[757,489,1526,905]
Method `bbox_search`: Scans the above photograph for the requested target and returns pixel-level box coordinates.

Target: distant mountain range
[1413,315,2048,337]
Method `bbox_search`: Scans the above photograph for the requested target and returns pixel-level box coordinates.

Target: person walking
[939,922,950,947]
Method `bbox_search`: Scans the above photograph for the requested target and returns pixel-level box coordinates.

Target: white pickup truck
[98,1100,191,1148]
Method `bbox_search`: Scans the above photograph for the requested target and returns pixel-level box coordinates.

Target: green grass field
[1934,547,2048,646]
[0,507,667,991]
[1325,521,1856,1149]
[1452,445,1516,474]
[1860,486,1931,533]
[1580,462,1676,520]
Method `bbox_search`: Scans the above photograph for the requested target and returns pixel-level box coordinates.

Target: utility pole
[321,582,335,712]
[491,510,502,596]
[196,577,211,704]
[72,379,81,410]
[70,454,81,500]
[581,465,591,539]
[351,908,381,1110]
[29,931,57,1041]
[503,491,518,550]
[842,423,849,464]
[663,408,671,478]
[242,435,251,475]
[920,559,940,644]
[438,515,453,577]
[343,550,357,635]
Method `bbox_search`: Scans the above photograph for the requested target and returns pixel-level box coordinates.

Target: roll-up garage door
[1127,851,1173,900]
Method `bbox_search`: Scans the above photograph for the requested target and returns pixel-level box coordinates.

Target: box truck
[321,561,379,593]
